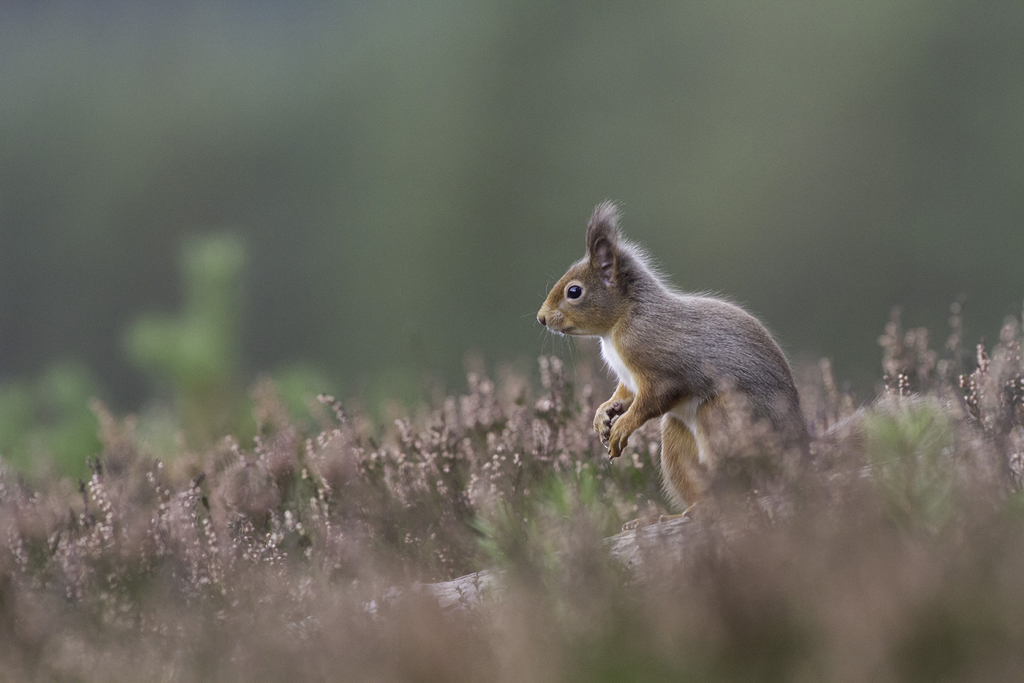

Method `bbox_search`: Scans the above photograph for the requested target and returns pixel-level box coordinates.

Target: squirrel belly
[666,399,711,465]
[603,332,713,467]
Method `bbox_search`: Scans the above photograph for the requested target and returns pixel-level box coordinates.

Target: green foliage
[125,234,249,447]
[474,466,619,576]
[0,361,102,479]
[864,397,956,533]
[266,363,341,431]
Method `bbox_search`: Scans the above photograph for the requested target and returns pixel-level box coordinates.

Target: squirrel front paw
[607,420,632,459]
[594,400,627,446]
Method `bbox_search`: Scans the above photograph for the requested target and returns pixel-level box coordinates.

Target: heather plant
[1,310,1024,680]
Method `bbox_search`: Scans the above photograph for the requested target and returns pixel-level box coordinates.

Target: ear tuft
[586,201,621,250]
[586,200,621,287]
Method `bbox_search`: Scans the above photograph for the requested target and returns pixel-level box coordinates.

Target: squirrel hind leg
[659,415,709,511]
[620,418,707,532]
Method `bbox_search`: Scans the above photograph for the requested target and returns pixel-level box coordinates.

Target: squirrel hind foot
[621,506,697,532]
[621,515,660,532]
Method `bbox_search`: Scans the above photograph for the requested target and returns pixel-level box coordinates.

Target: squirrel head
[537,201,633,336]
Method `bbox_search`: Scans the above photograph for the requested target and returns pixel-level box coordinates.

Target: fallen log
[367,516,699,614]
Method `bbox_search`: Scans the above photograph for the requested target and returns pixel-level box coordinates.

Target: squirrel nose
[537,313,547,326]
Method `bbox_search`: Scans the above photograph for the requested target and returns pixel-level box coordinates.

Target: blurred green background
[3,1,1024,466]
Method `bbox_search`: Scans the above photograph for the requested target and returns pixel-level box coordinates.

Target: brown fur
[538,201,808,519]
[660,414,707,508]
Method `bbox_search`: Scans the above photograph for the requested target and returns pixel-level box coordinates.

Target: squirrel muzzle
[536,304,570,334]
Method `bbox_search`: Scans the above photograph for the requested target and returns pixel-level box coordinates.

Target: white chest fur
[600,336,638,394]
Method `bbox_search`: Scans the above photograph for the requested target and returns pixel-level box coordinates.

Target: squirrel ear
[586,201,621,288]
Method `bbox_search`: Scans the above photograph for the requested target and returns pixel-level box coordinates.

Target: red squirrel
[538,202,807,527]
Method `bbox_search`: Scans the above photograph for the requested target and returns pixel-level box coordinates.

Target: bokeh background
[3,1,1024,467]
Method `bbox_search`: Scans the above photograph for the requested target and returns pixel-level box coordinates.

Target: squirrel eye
[567,285,582,299]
